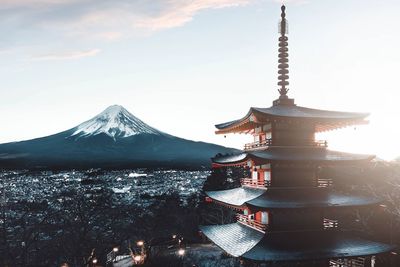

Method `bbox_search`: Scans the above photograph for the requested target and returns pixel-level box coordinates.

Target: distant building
[200,5,394,267]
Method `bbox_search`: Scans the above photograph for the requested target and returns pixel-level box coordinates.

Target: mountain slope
[71,105,161,139]
[0,105,238,169]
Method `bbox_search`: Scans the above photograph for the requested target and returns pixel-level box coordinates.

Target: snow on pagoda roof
[242,230,394,262]
[246,188,380,210]
[200,224,393,261]
[212,148,374,166]
[199,223,264,257]
[205,187,380,210]
[215,105,369,134]
[205,187,265,207]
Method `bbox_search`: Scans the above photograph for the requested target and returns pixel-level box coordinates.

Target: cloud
[32,48,101,61]
[0,0,252,40]
[134,0,250,30]
[0,0,78,7]
[0,0,253,59]
[92,31,123,41]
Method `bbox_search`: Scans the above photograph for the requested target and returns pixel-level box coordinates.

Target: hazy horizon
[1,0,399,160]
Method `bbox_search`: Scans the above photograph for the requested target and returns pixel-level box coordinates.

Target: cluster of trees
[315,161,400,267]
[335,162,400,239]
[0,182,202,266]
[198,166,245,226]
[0,165,246,267]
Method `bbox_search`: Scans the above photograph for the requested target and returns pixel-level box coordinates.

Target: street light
[178,248,185,256]
[137,240,144,246]
[113,247,119,263]
[178,248,185,267]
[134,255,142,263]
[92,258,98,265]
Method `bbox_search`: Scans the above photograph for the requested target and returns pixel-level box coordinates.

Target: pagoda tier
[200,223,264,257]
[244,230,393,262]
[205,187,265,208]
[215,105,369,135]
[205,187,380,210]
[212,148,374,168]
[200,223,393,262]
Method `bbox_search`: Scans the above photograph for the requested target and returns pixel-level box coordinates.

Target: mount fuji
[0,105,237,169]
[71,105,162,140]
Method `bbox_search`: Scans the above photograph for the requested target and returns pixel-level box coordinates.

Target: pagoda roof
[205,187,265,207]
[200,223,394,261]
[215,105,369,134]
[246,188,380,210]
[199,223,264,257]
[242,230,394,262]
[205,187,380,210]
[212,148,374,166]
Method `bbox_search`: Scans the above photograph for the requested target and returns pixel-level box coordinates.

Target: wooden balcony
[318,178,333,188]
[244,139,272,150]
[244,139,328,151]
[241,178,270,189]
[323,218,339,230]
[236,214,268,233]
[314,140,328,147]
[330,257,366,267]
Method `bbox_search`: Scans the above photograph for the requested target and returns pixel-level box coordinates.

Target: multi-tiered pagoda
[200,5,394,267]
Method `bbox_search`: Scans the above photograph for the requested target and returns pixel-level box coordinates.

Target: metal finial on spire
[278,4,289,99]
[280,5,287,34]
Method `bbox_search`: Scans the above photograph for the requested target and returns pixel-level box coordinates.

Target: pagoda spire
[277,5,289,99]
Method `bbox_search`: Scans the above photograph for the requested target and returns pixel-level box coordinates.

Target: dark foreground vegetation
[0,161,400,266]
[0,169,208,266]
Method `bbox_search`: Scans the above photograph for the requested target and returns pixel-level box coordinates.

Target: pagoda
[200,5,394,267]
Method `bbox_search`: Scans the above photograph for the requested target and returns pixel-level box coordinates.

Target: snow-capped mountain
[71,105,161,140]
[0,105,237,169]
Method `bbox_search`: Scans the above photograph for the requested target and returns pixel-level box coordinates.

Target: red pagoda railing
[236,214,268,232]
[318,178,333,188]
[323,218,339,230]
[244,139,272,150]
[241,178,270,188]
[329,257,366,267]
[244,139,327,151]
[314,140,328,147]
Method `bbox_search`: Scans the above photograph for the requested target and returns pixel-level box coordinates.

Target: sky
[0,0,399,160]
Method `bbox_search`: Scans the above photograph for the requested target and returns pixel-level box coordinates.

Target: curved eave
[212,153,249,166]
[246,188,381,210]
[212,148,374,166]
[215,106,369,135]
[252,106,369,121]
[200,224,394,262]
[250,148,375,164]
[242,231,395,262]
[199,223,264,257]
[205,187,265,208]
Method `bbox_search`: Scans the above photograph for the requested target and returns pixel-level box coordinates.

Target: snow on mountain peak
[71,105,161,139]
